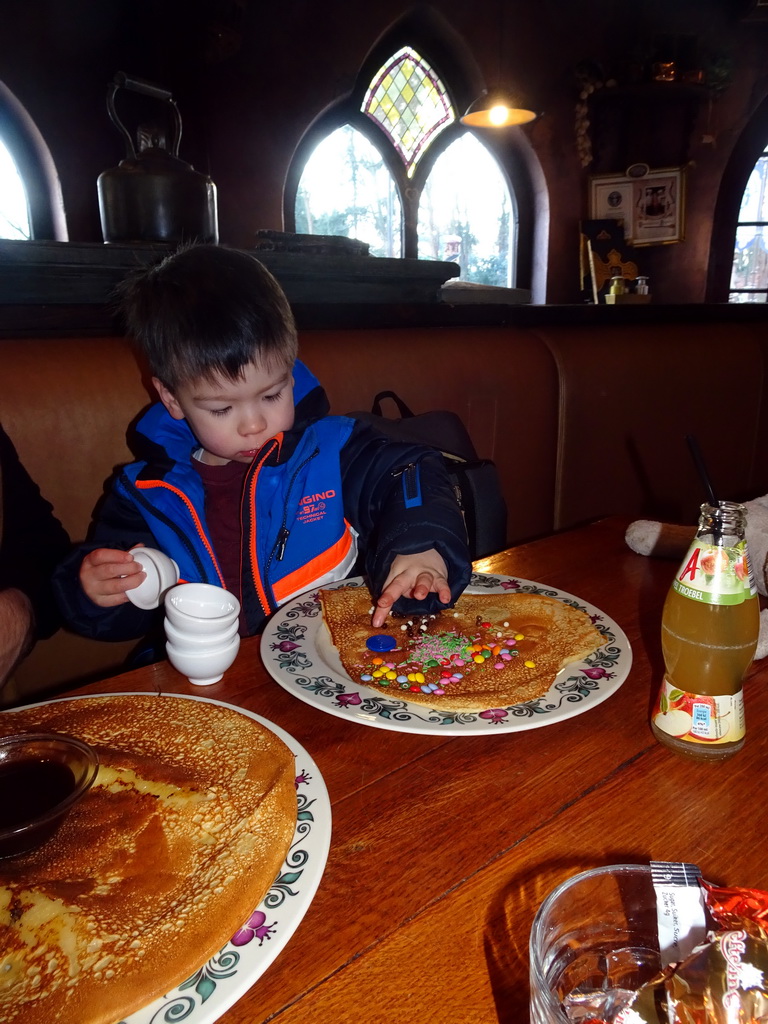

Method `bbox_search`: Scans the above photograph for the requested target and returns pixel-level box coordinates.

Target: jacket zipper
[264,447,320,579]
[122,473,215,582]
[276,527,290,560]
[392,462,423,509]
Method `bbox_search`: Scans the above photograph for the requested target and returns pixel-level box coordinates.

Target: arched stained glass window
[285,13,542,295]
[362,47,454,178]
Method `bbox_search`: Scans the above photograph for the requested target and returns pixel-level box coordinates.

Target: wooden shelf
[0,239,459,308]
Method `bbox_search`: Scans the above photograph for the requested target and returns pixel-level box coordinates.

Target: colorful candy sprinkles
[354,615,537,698]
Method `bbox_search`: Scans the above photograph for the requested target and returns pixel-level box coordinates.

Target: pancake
[320,586,606,710]
[0,695,297,1024]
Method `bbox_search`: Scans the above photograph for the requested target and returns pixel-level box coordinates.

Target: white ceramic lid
[126,547,180,610]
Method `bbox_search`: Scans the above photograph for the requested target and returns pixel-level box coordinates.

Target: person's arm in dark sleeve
[0,425,70,642]
[340,422,471,615]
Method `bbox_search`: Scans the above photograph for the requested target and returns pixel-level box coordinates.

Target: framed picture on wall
[589,167,686,246]
[588,176,634,234]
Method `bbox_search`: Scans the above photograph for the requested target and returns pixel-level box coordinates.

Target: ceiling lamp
[461,88,539,128]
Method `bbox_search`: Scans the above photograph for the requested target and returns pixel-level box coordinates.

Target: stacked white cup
[163,583,241,685]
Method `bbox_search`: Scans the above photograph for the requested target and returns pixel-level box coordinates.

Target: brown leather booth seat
[0,326,560,702]
[1,336,154,541]
[530,322,768,531]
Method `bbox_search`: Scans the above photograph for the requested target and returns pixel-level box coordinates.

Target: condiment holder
[163,583,241,685]
[0,733,99,857]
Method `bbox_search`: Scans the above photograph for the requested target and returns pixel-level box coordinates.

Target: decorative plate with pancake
[0,693,330,1024]
[261,573,632,736]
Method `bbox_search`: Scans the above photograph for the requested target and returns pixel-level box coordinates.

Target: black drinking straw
[685,434,718,507]
[685,434,722,541]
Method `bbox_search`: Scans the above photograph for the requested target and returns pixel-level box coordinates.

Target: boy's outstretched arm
[53,488,161,641]
[339,423,471,616]
[372,548,451,627]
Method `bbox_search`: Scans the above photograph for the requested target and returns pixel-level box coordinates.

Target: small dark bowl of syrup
[0,732,99,857]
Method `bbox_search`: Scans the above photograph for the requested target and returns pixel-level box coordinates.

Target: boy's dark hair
[117,243,298,391]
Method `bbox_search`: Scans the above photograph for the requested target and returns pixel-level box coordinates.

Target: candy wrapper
[701,879,768,935]
[661,880,768,1024]
[567,879,768,1024]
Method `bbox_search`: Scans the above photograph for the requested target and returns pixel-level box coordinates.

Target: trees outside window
[289,44,517,288]
[0,136,30,239]
[416,133,515,285]
[295,126,402,257]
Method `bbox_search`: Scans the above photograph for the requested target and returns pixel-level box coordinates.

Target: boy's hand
[373,549,451,627]
[79,547,146,608]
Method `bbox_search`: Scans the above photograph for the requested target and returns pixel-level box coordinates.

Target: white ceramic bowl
[164,616,238,650]
[126,547,180,610]
[164,583,240,635]
[166,634,240,686]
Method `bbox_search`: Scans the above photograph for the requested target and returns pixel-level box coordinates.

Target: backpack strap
[371,391,415,418]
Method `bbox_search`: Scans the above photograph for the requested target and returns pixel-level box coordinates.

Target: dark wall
[1,0,767,303]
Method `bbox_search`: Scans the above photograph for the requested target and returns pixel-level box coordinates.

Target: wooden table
[48,517,768,1023]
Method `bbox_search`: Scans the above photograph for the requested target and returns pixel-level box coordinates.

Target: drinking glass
[529,864,661,1024]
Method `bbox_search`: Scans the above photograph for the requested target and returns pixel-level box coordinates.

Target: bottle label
[650,861,706,967]
[652,678,745,744]
[673,539,757,605]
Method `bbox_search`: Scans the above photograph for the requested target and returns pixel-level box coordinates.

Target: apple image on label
[671,693,716,717]
[654,709,693,737]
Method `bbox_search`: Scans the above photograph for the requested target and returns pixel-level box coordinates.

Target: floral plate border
[9,692,331,1024]
[260,573,632,736]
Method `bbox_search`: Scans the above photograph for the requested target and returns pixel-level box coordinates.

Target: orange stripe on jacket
[246,437,282,614]
[272,527,354,605]
[134,479,225,587]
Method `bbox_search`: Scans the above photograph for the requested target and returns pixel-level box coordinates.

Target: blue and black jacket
[53,362,471,640]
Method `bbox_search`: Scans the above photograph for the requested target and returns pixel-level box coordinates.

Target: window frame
[0,80,67,241]
[286,71,488,261]
[283,8,544,296]
[728,147,768,302]
[707,92,768,302]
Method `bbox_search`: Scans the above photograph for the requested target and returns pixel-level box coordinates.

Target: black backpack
[348,390,508,560]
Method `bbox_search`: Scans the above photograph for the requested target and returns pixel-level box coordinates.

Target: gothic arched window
[288,44,521,289]
[0,79,67,241]
[729,144,768,302]
[0,136,31,239]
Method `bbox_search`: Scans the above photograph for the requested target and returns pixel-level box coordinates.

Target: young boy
[53,244,470,642]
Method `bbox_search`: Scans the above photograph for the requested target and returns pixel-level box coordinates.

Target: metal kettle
[97,72,218,244]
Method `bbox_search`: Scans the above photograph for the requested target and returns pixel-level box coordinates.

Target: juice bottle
[651,501,759,760]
